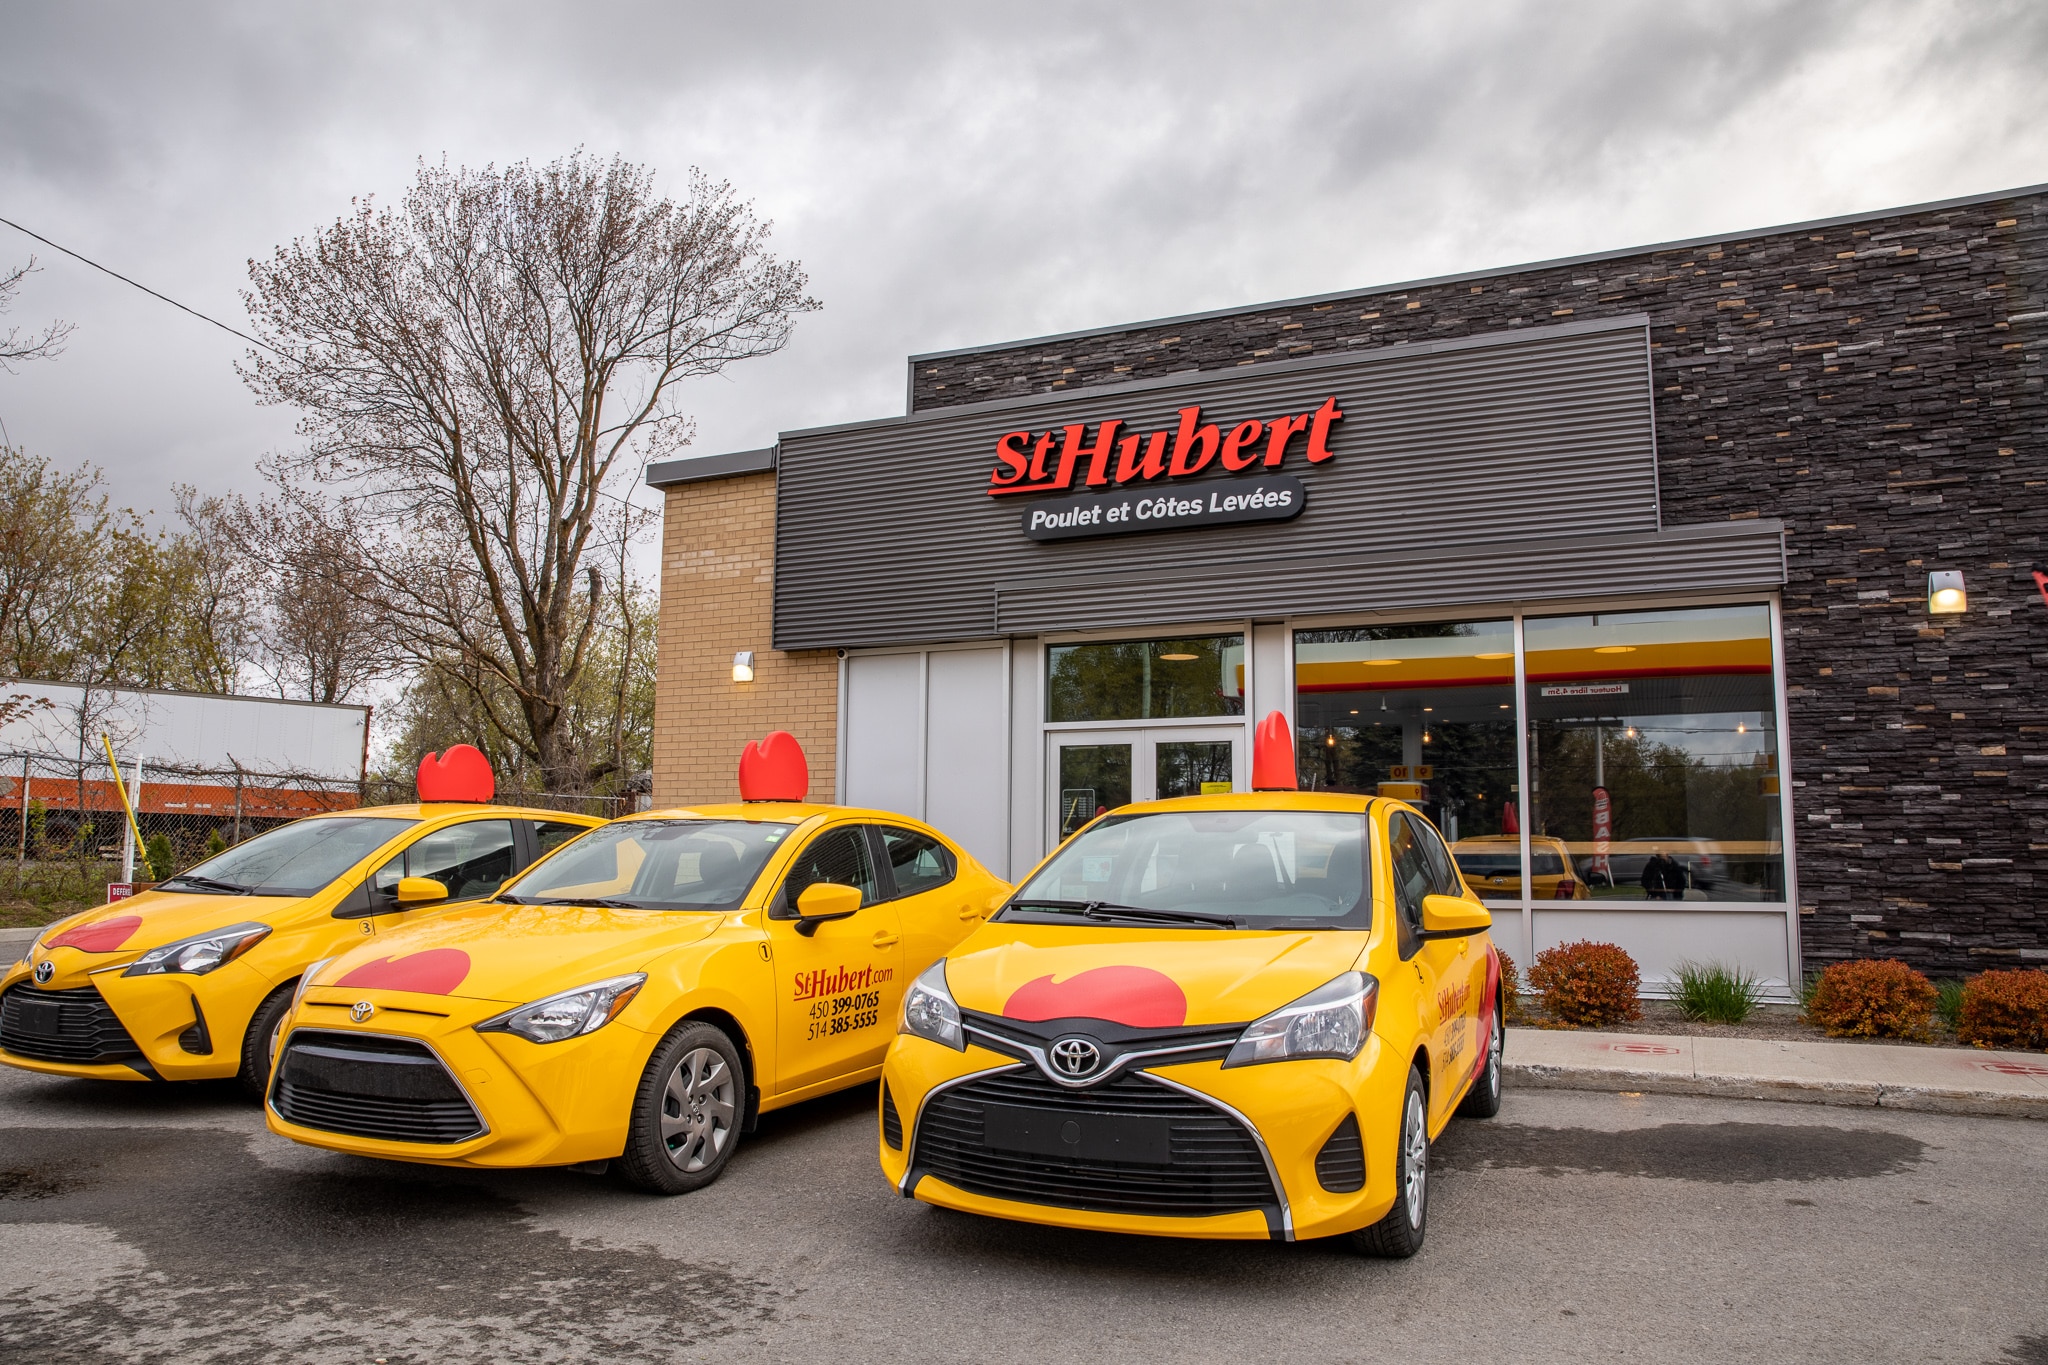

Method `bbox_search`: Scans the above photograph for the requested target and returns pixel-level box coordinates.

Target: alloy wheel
[660,1046,736,1172]
[1402,1087,1428,1228]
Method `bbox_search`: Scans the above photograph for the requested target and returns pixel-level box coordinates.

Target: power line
[0,213,289,360]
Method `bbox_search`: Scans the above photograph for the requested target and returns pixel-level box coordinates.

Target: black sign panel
[1021,475,1306,542]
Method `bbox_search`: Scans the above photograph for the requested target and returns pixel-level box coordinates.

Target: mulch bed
[1510,1000,1981,1050]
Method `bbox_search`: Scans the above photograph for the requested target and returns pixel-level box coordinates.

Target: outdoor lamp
[732,650,756,683]
[1927,571,1967,615]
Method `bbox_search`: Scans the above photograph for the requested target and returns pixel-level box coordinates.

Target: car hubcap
[660,1047,736,1173]
[1487,1014,1503,1095]
[1403,1089,1428,1228]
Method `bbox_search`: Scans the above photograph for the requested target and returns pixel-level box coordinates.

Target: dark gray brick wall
[911,190,2048,974]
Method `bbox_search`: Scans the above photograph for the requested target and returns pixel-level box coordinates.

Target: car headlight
[899,961,964,1050]
[292,958,335,1010]
[121,923,273,977]
[1223,971,1377,1068]
[475,974,646,1044]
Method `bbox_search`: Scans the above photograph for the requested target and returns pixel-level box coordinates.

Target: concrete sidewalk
[1508,1025,2048,1119]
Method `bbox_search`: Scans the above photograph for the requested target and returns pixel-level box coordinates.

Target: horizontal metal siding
[993,522,1788,636]
[775,323,1666,650]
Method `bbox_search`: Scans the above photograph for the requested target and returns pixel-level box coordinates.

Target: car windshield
[1006,809,1370,929]
[157,816,419,897]
[499,818,797,911]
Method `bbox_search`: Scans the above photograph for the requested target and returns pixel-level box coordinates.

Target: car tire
[615,1022,746,1195]
[238,983,297,1101]
[1456,1003,1504,1120]
[1352,1065,1429,1258]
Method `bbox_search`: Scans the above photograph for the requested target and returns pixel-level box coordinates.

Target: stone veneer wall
[909,189,2048,974]
[654,470,838,807]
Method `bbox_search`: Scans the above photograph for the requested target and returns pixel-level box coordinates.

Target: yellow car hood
[306,902,725,1005]
[942,925,1369,1029]
[32,891,304,963]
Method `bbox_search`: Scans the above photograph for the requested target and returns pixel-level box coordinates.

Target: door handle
[958,906,982,921]
[872,932,900,949]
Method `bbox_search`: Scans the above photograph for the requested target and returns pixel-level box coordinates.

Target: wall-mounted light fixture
[732,650,756,683]
[1927,571,1967,615]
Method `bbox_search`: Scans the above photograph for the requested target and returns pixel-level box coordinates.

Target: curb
[1506,1061,2048,1121]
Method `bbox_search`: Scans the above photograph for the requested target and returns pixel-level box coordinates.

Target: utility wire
[0,213,289,360]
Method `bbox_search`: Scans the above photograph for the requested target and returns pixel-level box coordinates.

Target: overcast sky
[3,0,2046,542]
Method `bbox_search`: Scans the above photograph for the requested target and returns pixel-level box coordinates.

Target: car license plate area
[280,1044,458,1102]
[17,998,64,1037]
[981,1101,1171,1166]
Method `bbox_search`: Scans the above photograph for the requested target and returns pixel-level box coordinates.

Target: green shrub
[1957,969,2048,1051]
[143,833,176,882]
[204,829,227,858]
[1935,979,1968,1034]
[1804,959,1937,1040]
[1529,940,1641,1027]
[1671,960,1764,1025]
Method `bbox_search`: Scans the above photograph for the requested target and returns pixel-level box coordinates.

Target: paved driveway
[2,1065,2045,1364]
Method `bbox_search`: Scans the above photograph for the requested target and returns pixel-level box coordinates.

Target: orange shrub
[1804,958,1937,1040]
[1957,969,2048,1051]
[1498,950,1526,1024]
[1529,941,1641,1027]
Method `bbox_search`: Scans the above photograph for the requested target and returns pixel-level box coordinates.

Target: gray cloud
[2,0,2045,535]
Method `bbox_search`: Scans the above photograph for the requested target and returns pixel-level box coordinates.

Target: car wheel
[238,983,297,1101]
[615,1022,745,1195]
[1457,1004,1504,1119]
[1352,1065,1429,1258]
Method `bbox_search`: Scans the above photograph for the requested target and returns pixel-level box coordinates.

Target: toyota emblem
[1049,1036,1102,1078]
[32,960,54,985]
[350,1001,375,1023]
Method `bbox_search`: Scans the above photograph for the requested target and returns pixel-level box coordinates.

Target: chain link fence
[1,751,632,922]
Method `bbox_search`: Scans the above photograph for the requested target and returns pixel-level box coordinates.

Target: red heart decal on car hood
[44,915,143,953]
[1004,964,1188,1028]
[334,948,471,995]
[416,745,495,803]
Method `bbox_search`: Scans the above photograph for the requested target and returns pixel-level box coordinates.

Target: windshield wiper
[159,874,253,895]
[526,896,650,909]
[1003,898,1239,929]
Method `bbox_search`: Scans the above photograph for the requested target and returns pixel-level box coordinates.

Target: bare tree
[0,258,73,372]
[240,153,815,789]
[235,495,395,704]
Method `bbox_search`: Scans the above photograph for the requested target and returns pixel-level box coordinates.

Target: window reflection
[1525,604,1783,902]
[1047,635,1245,722]
[1294,620,1520,900]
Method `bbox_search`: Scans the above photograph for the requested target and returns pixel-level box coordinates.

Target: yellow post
[99,734,147,872]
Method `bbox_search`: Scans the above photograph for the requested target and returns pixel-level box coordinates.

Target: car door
[1409,813,1488,1111]
[767,822,905,1096]
[872,825,979,975]
[364,817,521,932]
[1387,811,1461,1127]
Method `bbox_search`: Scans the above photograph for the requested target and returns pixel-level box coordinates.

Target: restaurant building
[650,184,2047,996]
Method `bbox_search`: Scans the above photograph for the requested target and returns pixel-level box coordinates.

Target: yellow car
[1,802,603,1095]
[264,794,1011,1193]
[1450,833,1590,900]
[879,789,1500,1257]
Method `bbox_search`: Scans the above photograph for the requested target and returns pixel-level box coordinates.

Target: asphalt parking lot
[2,1066,2045,1365]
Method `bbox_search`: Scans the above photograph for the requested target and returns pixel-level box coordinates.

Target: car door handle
[958,906,982,921]
[872,932,900,949]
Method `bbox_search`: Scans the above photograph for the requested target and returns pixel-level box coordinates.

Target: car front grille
[270,1029,484,1144]
[908,1066,1279,1223]
[0,984,145,1065]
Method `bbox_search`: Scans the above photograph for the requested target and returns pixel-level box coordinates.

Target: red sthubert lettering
[984,396,1343,495]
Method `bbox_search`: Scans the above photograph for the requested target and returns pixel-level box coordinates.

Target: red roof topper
[1251,710,1298,792]
[417,745,495,803]
[739,731,809,802]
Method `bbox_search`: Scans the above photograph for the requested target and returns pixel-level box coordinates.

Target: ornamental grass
[1529,940,1641,1028]
[1803,958,1937,1040]
[1670,960,1765,1025]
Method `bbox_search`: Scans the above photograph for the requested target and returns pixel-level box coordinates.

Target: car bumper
[879,1032,1408,1242]
[0,958,277,1082]
[264,990,654,1169]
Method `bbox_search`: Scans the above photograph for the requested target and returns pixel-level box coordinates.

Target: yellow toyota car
[1,802,603,1095]
[879,790,1500,1257]
[264,794,1011,1193]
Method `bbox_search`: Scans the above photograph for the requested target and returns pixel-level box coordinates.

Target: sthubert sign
[986,397,1343,497]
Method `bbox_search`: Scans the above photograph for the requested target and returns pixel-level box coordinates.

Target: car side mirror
[1419,893,1491,940]
[396,876,450,907]
[794,882,862,936]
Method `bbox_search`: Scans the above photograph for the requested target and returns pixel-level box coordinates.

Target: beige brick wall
[653,471,839,806]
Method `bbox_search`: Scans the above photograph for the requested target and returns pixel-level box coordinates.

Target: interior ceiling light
[1593,645,1637,654]
[1499,704,1511,710]
[1475,652,1512,660]
[1158,652,1199,661]
[1365,658,1403,666]
[1325,734,1336,747]
[1927,570,1967,615]
[1423,707,1434,712]
[1349,709,1360,715]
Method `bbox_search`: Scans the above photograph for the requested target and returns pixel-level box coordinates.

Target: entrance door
[1045,727,1245,847]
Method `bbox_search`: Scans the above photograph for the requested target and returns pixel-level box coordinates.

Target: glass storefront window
[1294,620,1519,899]
[1058,744,1132,838]
[1047,634,1245,722]
[1525,603,1783,902]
